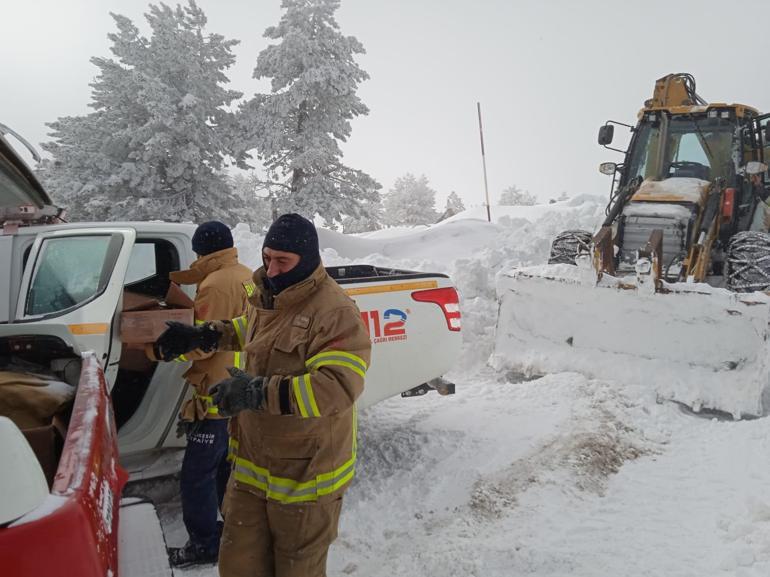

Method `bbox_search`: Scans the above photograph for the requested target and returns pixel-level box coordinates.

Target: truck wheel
[548,230,593,265]
[725,231,770,292]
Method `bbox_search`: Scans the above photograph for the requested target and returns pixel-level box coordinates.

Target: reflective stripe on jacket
[210,264,371,503]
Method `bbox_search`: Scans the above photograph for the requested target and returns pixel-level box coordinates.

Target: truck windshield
[626,114,736,184]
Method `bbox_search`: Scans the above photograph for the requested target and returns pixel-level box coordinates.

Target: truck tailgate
[341,274,462,407]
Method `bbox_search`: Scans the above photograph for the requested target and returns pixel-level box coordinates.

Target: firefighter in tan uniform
[147,221,253,567]
[154,213,371,577]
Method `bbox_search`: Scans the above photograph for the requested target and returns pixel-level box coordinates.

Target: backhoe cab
[585,73,770,287]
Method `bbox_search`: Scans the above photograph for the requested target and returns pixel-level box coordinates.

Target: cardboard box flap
[165,282,195,309]
[123,291,161,312]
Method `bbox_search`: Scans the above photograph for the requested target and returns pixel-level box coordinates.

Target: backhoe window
[626,121,661,182]
[665,116,734,181]
[672,133,710,166]
[25,235,116,317]
[626,114,735,183]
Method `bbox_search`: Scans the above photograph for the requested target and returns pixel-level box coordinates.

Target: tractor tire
[548,230,593,265]
[725,231,770,293]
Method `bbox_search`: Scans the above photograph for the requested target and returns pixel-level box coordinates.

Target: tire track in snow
[329,370,657,577]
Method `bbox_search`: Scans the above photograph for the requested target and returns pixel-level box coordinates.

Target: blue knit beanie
[192,221,233,256]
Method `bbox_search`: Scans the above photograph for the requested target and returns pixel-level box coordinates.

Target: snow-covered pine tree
[499,185,536,206]
[341,198,383,233]
[436,190,466,221]
[40,1,246,224]
[382,174,438,227]
[446,191,466,213]
[239,0,380,228]
[228,172,274,232]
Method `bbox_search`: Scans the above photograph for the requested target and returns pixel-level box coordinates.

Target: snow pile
[634,177,709,203]
[234,196,605,370]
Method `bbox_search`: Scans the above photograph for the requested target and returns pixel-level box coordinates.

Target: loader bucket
[491,263,770,418]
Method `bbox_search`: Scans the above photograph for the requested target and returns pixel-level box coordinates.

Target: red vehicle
[0,353,171,577]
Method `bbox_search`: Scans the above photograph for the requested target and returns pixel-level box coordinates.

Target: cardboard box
[120,283,195,345]
[118,344,157,371]
[22,421,65,488]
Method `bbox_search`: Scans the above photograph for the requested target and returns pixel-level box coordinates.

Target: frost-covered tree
[499,185,536,206]
[40,1,246,223]
[229,172,274,232]
[382,174,438,227]
[437,191,466,221]
[446,191,466,213]
[238,0,380,227]
[341,198,383,233]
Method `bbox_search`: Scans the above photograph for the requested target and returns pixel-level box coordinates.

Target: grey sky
[4,0,770,209]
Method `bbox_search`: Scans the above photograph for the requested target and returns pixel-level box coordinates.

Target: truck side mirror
[598,125,614,146]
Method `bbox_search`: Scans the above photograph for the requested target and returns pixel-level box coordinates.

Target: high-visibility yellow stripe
[243,281,256,297]
[309,359,366,379]
[232,316,247,349]
[343,280,437,297]
[306,350,368,378]
[228,407,357,502]
[233,352,244,369]
[193,392,219,415]
[227,438,238,462]
[174,354,189,363]
[304,373,321,417]
[232,452,356,503]
[292,376,309,417]
[194,319,206,326]
[306,350,368,371]
[291,374,321,418]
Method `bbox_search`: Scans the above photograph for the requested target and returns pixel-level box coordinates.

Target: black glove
[154,321,221,362]
[210,367,266,417]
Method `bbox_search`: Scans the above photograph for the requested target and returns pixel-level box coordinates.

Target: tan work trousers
[218,485,343,577]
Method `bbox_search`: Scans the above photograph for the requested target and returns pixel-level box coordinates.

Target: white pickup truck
[0,125,463,483]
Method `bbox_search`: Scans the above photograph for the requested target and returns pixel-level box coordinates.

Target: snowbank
[233,197,606,371]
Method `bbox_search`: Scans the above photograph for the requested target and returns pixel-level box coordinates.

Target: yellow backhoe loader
[493,73,770,418]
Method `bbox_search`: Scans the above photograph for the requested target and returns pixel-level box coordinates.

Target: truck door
[14,228,136,384]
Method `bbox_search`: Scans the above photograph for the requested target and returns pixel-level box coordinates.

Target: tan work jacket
[211,264,371,504]
[148,247,253,421]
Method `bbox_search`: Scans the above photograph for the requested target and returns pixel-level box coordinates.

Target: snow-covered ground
[163,198,770,576]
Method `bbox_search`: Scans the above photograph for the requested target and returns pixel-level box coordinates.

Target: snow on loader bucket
[491,257,770,419]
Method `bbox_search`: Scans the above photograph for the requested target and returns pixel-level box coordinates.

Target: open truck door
[9,228,137,383]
